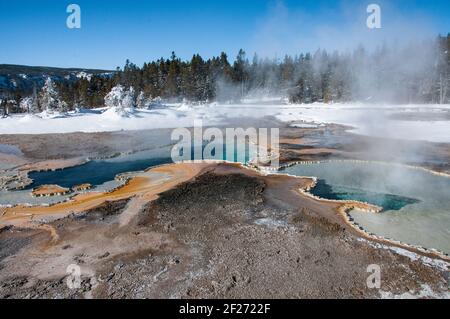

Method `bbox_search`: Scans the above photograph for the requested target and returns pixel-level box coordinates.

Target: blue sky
[0,0,449,70]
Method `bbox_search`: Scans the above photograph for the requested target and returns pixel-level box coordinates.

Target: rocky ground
[0,117,449,299]
[0,167,448,299]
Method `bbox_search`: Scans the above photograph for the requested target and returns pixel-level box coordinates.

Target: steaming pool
[0,142,253,207]
[283,161,450,255]
[4,144,449,255]
[27,142,252,190]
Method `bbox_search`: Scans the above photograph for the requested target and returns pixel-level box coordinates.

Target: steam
[238,0,443,104]
[250,0,438,57]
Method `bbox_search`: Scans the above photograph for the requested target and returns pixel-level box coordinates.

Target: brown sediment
[31,185,71,197]
[0,153,28,168]
[0,161,448,299]
[213,162,381,226]
[72,183,92,192]
[289,147,344,155]
[279,137,320,147]
[0,163,213,227]
[18,157,88,173]
[1,160,448,264]
[36,224,60,243]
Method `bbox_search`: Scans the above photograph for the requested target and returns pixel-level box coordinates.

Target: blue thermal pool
[283,161,450,254]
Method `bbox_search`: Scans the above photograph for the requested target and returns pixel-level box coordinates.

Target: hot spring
[26,141,253,189]
[1,140,255,207]
[283,161,450,255]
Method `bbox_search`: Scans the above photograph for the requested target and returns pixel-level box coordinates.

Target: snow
[274,103,450,143]
[19,97,33,112]
[40,77,61,112]
[0,107,208,134]
[379,284,450,299]
[0,102,449,143]
[357,237,449,272]
[289,123,321,129]
[75,71,92,81]
[104,85,136,114]
[101,107,135,120]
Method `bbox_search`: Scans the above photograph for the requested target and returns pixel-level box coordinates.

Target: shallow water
[28,148,173,189]
[283,161,450,254]
[311,179,420,211]
[0,144,23,156]
[27,142,253,189]
[1,140,255,206]
[0,179,124,207]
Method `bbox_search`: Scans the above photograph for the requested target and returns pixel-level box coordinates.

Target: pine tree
[281,55,295,86]
[4,39,448,114]
[122,86,136,109]
[436,34,450,103]
[31,84,40,113]
[233,49,249,97]
[0,98,7,117]
[104,85,136,113]
[136,90,148,108]
[19,97,33,113]
[39,77,60,113]
[165,52,181,98]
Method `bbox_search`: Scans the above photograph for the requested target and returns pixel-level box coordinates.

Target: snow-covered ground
[276,103,450,143]
[1,102,449,143]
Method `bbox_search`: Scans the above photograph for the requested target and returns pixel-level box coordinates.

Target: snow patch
[0,103,449,142]
[101,107,137,119]
[75,71,92,81]
[379,284,450,299]
[357,238,449,272]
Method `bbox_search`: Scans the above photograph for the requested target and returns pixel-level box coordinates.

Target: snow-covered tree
[105,86,121,107]
[122,86,136,109]
[105,84,125,109]
[31,85,40,113]
[58,100,69,113]
[136,90,149,108]
[19,92,40,114]
[39,78,60,113]
[19,97,33,113]
[0,98,8,117]
[104,85,136,113]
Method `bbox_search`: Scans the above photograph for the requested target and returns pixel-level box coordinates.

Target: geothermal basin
[283,161,450,255]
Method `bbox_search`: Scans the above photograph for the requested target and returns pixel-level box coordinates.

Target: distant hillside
[0,64,114,95]
[0,64,112,76]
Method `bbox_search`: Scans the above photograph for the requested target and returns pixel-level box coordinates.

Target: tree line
[2,34,449,115]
